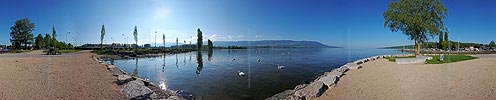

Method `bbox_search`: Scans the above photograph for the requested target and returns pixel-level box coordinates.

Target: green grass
[426,54,477,64]
[385,56,416,62]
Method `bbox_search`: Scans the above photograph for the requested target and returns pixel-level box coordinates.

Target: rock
[107,65,116,69]
[293,81,326,99]
[167,96,186,100]
[344,63,362,70]
[294,84,308,90]
[318,75,340,87]
[134,78,151,86]
[121,80,153,99]
[337,66,349,73]
[353,60,363,64]
[111,69,123,76]
[176,90,194,100]
[117,75,133,85]
[265,90,294,100]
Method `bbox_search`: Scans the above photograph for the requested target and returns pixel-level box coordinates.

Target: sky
[0,0,495,48]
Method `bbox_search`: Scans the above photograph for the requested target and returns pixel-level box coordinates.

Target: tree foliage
[100,24,105,50]
[197,28,203,50]
[133,26,138,45]
[490,40,496,49]
[163,33,166,50]
[438,32,443,49]
[44,33,51,48]
[383,0,448,54]
[34,34,44,49]
[10,18,35,50]
[51,26,57,47]
[208,39,213,49]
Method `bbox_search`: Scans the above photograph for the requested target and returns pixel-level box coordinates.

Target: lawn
[385,55,416,62]
[426,54,477,64]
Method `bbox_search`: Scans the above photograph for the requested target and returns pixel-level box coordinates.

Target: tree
[34,34,44,49]
[438,32,443,49]
[51,26,57,48]
[383,0,448,55]
[208,39,213,49]
[10,18,36,50]
[444,31,449,50]
[100,24,105,50]
[44,33,51,48]
[133,26,138,48]
[197,28,203,50]
[162,33,166,51]
[489,40,496,49]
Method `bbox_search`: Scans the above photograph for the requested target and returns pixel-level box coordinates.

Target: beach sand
[0,50,126,99]
[316,54,496,100]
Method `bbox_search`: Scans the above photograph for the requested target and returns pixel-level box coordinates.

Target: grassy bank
[385,56,416,62]
[426,54,477,64]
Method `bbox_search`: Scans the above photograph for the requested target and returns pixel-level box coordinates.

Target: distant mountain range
[117,40,338,48]
[212,40,339,48]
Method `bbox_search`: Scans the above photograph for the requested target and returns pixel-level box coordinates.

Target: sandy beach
[316,54,496,100]
[0,50,126,99]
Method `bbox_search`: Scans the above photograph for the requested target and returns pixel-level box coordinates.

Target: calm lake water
[110,48,408,100]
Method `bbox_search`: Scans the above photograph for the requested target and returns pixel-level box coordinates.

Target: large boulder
[293,81,326,99]
[107,65,116,69]
[321,75,339,87]
[337,66,349,73]
[111,69,124,76]
[318,71,342,87]
[117,74,133,85]
[121,80,153,99]
[344,63,362,70]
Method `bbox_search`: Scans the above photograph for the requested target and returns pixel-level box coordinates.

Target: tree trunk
[416,36,420,55]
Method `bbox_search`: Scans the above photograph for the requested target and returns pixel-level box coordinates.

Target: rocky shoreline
[266,54,415,100]
[92,55,191,100]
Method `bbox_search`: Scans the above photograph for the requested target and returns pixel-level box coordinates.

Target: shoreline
[266,54,415,100]
[267,53,496,100]
[93,54,192,99]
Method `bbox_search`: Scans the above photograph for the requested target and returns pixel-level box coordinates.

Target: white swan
[237,71,245,76]
[277,64,285,69]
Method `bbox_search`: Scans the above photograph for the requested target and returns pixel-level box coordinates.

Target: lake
[109,48,408,100]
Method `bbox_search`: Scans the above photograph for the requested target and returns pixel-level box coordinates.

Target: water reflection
[196,51,203,75]
[175,54,179,68]
[208,49,213,62]
[162,55,166,72]
[132,58,139,76]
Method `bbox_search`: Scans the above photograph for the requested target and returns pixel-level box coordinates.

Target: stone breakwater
[266,54,415,100]
[92,56,191,100]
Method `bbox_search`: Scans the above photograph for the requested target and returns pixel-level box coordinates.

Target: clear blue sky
[0,0,494,48]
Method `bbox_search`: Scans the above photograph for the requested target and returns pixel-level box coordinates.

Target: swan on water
[257,59,261,62]
[277,64,286,69]
[237,71,245,76]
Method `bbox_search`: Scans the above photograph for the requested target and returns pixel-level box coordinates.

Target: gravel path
[0,50,126,99]
[316,55,496,100]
